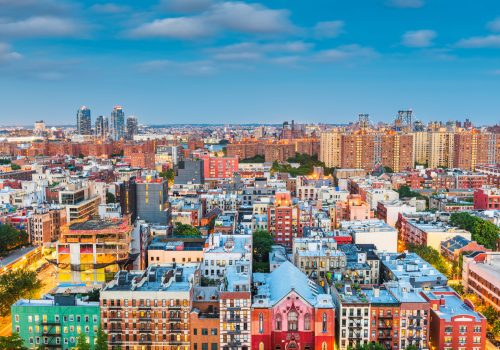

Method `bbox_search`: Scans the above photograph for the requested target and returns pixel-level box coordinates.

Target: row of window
[15,314,98,323]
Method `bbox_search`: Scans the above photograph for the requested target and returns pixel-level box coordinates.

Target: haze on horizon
[0,0,499,125]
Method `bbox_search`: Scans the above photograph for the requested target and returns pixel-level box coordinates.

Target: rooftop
[253,261,332,308]
[422,291,484,322]
[102,264,197,293]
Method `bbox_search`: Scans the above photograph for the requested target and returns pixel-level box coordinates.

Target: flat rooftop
[103,264,197,293]
[422,291,484,322]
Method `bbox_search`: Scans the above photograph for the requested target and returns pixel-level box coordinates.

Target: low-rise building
[422,290,486,350]
[341,219,398,253]
[12,294,100,350]
[462,252,500,312]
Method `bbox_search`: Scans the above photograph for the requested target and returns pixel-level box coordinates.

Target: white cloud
[456,34,500,48]
[0,42,22,63]
[159,0,213,13]
[138,59,216,76]
[386,0,424,8]
[487,18,500,32]
[0,16,84,38]
[130,17,213,39]
[402,30,436,47]
[313,21,344,38]
[208,41,312,61]
[316,44,379,62]
[91,3,130,14]
[129,1,294,39]
[208,2,293,35]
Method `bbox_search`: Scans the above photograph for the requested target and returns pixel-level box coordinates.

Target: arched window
[322,313,327,332]
[304,313,311,331]
[322,342,327,350]
[275,314,282,330]
[259,342,264,350]
[288,310,298,331]
[259,313,264,334]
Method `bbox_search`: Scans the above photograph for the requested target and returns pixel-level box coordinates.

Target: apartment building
[12,294,100,350]
[462,252,500,312]
[100,264,197,349]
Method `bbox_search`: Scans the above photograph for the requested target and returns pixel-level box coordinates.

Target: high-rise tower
[110,106,125,141]
[76,106,91,135]
[126,116,138,140]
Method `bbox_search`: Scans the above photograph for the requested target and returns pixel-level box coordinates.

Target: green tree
[159,168,175,183]
[0,224,29,254]
[105,191,115,204]
[173,222,201,237]
[86,288,100,302]
[0,270,42,317]
[94,327,108,350]
[0,333,28,350]
[450,212,499,250]
[252,229,274,272]
[480,305,498,324]
[75,333,90,350]
[405,346,419,350]
[240,154,265,163]
[406,243,451,277]
[11,163,21,170]
[492,319,500,337]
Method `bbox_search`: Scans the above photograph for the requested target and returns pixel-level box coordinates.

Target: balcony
[41,321,60,326]
[224,317,242,323]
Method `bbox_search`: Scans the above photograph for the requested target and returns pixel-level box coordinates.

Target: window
[288,310,298,331]
[211,328,217,335]
[259,342,264,350]
[304,314,311,331]
[202,343,208,350]
[322,313,327,332]
[276,314,282,330]
[322,342,327,350]
[202,328,208,335]
[259,313,264,334]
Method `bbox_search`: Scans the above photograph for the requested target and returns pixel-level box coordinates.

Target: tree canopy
[271,153,335,177]
[75,333,90,350]
[0,333,27,350]
[0,270,43,317]
[0,225,29,255]
[450,212,499,250]
[252,229,274,272]
[94,328,108,350]
[240,154,265,163]
[173,222,201,237]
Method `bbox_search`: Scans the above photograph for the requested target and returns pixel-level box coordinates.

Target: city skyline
[0,0,500,124]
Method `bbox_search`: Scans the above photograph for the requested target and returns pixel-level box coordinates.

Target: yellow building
[319,130,342,168]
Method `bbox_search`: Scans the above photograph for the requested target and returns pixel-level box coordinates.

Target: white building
[341,219,398,252]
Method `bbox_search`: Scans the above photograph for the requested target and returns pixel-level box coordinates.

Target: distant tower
[110,106,125,141]
[358,114,370,131]
[126,116,138,140]
[95,115,109,139]
[395,110,413,132]
[34,120,46,135]
[76,106,92,135]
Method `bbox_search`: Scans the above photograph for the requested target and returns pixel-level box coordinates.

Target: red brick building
[268,192,295,248]
[201,155,239,180]
[422,290,486,350]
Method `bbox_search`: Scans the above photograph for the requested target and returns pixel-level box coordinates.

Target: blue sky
[0,0,500,125]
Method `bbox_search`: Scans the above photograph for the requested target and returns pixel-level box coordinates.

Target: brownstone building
[190,287,220,350]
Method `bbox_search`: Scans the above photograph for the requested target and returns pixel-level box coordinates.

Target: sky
[0,0,500,126]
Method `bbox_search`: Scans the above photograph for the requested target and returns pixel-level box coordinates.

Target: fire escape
[40,319,62,350]
[377,313,394,349]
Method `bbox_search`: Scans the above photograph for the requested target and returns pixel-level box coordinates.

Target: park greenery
[240,154,265,163]
[173,222,201,237]
[0,270,42,317]
[0,224,29,256]
[461,292,500,336]
[450,212,499,250]
[271,153,335,177]
[0,159,11,165]
[252,229,274,272]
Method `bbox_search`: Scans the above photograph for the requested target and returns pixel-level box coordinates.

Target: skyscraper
[126,115,138,140]
[109,105,125,141]
[76,106,91,135]
[95,115,109,139]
